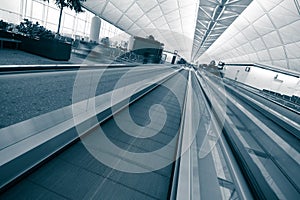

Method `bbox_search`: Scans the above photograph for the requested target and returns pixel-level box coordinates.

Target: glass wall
[0,0,130,43]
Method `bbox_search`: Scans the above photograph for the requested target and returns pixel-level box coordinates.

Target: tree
[43,0,86,34]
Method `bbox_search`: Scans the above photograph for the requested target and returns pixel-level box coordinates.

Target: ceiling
[191,0,252,61]
[82,0,198,60]
[82,0,300,72]
[198,0,300,72]
[82,0,252,61]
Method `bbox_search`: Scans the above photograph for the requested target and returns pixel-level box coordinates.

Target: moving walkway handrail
[170,70,199,200]
[168,70,189,200]
[196,71,279,199]
[223,77,300,115]
[0,67,181,192]
[170,69,253,200]
[205,71,300,138]
[194,70,253,200]
[224,82,300,139]
[198,70,300,199]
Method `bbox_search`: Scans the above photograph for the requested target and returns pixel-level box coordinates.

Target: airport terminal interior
[0,0,299,199]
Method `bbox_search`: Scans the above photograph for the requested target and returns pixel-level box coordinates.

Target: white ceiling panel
[178,0,195,8]
[243,26,259,41]
[152,17,168,27]
[289,59,300,71]
[278,20,300,44]
[285,42,300,59]
[126,3,144,19]
[110,0,134,12]
[242,0,265,22]
[257,0,281,12]
[233,16,250,31]
[117,15,133,30]
[146,23,156,29]
[136,0,157,12]
[102,2,123,22]
[262,31,282,48]
[257,50,271,61]
[242,43,255,54]
[165,10,180,22]
[273,60,288,68]
[179,5,197,18]
[251,37,266,51]
[135,15,151,27]
[279,0,300,14]
[269,46,286,60]
[160,0,179,14]
[253,14,274,35]
[235,32,248,45]
[249,53,259,60]
[269,5,300,28]
[168,20,181,31]
[145,6,164,20]
[128,23,141,32]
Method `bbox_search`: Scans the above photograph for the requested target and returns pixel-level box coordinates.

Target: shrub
[0,20,9,30]
[16,19,55,40]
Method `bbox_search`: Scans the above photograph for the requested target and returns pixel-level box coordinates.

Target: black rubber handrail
[195,71,278,199]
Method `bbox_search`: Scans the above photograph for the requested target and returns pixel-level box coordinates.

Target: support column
[89,15,101,43]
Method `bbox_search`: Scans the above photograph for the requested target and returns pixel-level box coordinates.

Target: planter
[16,34,71,61]
[0,30,14,38]
[0,30,71,61]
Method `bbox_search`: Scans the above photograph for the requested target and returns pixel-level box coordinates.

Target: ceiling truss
[191,0,252,61]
